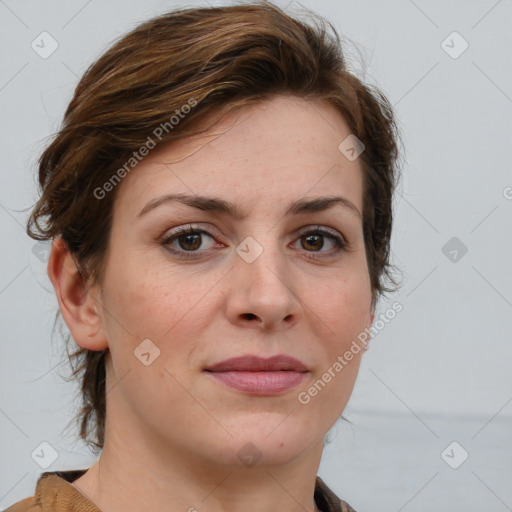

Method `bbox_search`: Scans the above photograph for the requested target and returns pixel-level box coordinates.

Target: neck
[73,427,325,512]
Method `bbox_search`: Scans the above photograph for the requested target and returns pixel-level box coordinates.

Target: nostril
[243,313,258,320]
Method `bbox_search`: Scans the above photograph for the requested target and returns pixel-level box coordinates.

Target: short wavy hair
[27,1,402,451]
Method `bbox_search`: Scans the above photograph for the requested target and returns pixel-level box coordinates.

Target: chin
[204,417,321,469]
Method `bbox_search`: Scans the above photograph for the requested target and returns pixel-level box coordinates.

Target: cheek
[304,272,370,402]
[100,256,221,373]
[307,289,367,414]
[309,271,372,341]
[101,253,186,334]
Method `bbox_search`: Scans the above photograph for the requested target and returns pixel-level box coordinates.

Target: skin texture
[48,95,375,512]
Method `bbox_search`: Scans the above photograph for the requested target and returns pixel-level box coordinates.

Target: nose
[224,239,302,331]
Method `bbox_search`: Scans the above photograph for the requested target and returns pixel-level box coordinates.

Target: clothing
[5,469,356,512]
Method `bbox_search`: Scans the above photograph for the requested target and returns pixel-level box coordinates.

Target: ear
[361,293,375,352]
[47,238,108,351]
[365,290,375,328]
[367,302,375,328]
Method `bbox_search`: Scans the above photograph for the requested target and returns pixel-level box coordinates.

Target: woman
[7,2,400,511]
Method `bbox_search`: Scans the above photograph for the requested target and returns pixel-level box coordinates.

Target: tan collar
[35,473,101,512]
[33,470,351,512]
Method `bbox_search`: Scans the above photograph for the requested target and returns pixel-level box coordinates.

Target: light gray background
[1,0,511,510]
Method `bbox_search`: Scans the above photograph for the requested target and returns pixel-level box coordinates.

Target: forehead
[113,95,365,221]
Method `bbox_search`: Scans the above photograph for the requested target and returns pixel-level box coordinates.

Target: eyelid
[295,224,346,242]
[161,223,222,242]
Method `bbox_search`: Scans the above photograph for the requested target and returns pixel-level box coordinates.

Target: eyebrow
[136,193,362,221]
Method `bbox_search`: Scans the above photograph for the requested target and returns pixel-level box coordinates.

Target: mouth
[204,354,309,395]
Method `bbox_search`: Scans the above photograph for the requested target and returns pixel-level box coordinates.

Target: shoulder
[340,500,357,512]
[3,496,40,511]
[315,475,358,512]
[3,469,91,512]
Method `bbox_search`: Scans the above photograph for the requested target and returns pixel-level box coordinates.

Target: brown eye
[161,226,217,259]
[301,233,325,251]
[161,224,347,261]
[176,233,202,251]
[293,227,347,258]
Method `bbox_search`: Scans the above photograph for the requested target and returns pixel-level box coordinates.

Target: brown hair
[27,1,402,452]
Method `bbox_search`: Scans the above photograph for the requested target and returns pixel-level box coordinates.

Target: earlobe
[47,238,108,351]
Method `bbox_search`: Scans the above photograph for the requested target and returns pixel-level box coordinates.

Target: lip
[205,354,309,372]
[204,355,309,395]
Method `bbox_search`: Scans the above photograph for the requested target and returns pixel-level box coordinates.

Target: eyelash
[160,224,348,260]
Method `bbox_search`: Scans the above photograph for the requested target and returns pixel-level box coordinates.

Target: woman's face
[91,95,374,468]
